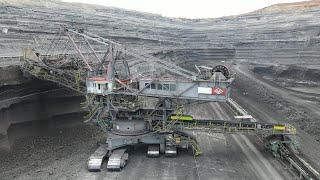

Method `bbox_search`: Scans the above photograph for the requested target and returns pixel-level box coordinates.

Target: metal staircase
[167,134,202,155]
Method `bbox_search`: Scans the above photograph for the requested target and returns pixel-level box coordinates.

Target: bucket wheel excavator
[22,27,296,171]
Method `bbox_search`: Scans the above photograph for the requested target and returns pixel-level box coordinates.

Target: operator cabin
[86,76,108,94]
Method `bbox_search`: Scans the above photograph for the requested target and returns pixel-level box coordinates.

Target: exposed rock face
[1,0,320,64]
[0,66,26,86]
[0,65,84,149]
[252,64,320,88]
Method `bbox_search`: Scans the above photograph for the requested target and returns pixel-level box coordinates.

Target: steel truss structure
[22,27,297,171]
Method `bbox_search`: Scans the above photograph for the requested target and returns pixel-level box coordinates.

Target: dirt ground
[0,124,105,180]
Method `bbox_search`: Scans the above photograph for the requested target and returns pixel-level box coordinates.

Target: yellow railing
[97,117,109,132]
[189,138,202,155]
[285,124,296,134]
[84,105,99,119]
[165,109,183,130]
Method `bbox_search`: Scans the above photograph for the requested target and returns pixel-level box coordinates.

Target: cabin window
[98,84,101,89]
[163,84,169,90]
[151,83,156,89]
[157,84,163,90]
[169,84,176,91]
[145,83,150,88]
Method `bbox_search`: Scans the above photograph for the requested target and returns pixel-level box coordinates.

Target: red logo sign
[211,88,226,96]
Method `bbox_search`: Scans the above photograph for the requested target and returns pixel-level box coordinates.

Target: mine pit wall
[1,1,320,68]
[0,65,26,86]
[0,65,86,150]
[252,65,320,82]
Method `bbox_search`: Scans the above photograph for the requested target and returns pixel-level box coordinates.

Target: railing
[153,107,184,132]
[285,124,297,134]
[165,109,183,130]
[97,116,109,132]
[188,138,202,155]
[81,94,96,109]
[84,105,99,122]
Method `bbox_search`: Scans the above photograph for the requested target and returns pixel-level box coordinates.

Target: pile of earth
[250,64,320,87]
[0,123,104,180]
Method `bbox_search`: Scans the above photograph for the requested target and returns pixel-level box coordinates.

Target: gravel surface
[0,124,105,180]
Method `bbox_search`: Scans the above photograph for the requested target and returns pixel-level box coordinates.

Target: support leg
[160,137,165,154]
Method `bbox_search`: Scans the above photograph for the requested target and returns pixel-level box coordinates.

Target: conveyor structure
[173,119,296,135]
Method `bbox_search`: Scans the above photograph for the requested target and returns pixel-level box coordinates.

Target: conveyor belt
[171,119,296,135]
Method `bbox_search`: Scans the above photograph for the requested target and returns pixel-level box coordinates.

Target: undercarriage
[87,130,193,171]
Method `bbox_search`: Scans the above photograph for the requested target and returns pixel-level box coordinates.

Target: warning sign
[211,88,226,96]
[198,87,226,96]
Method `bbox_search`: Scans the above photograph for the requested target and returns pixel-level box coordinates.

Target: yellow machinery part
[23,48,39,62]
[170,115,193,121]
[273,125,285,131]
